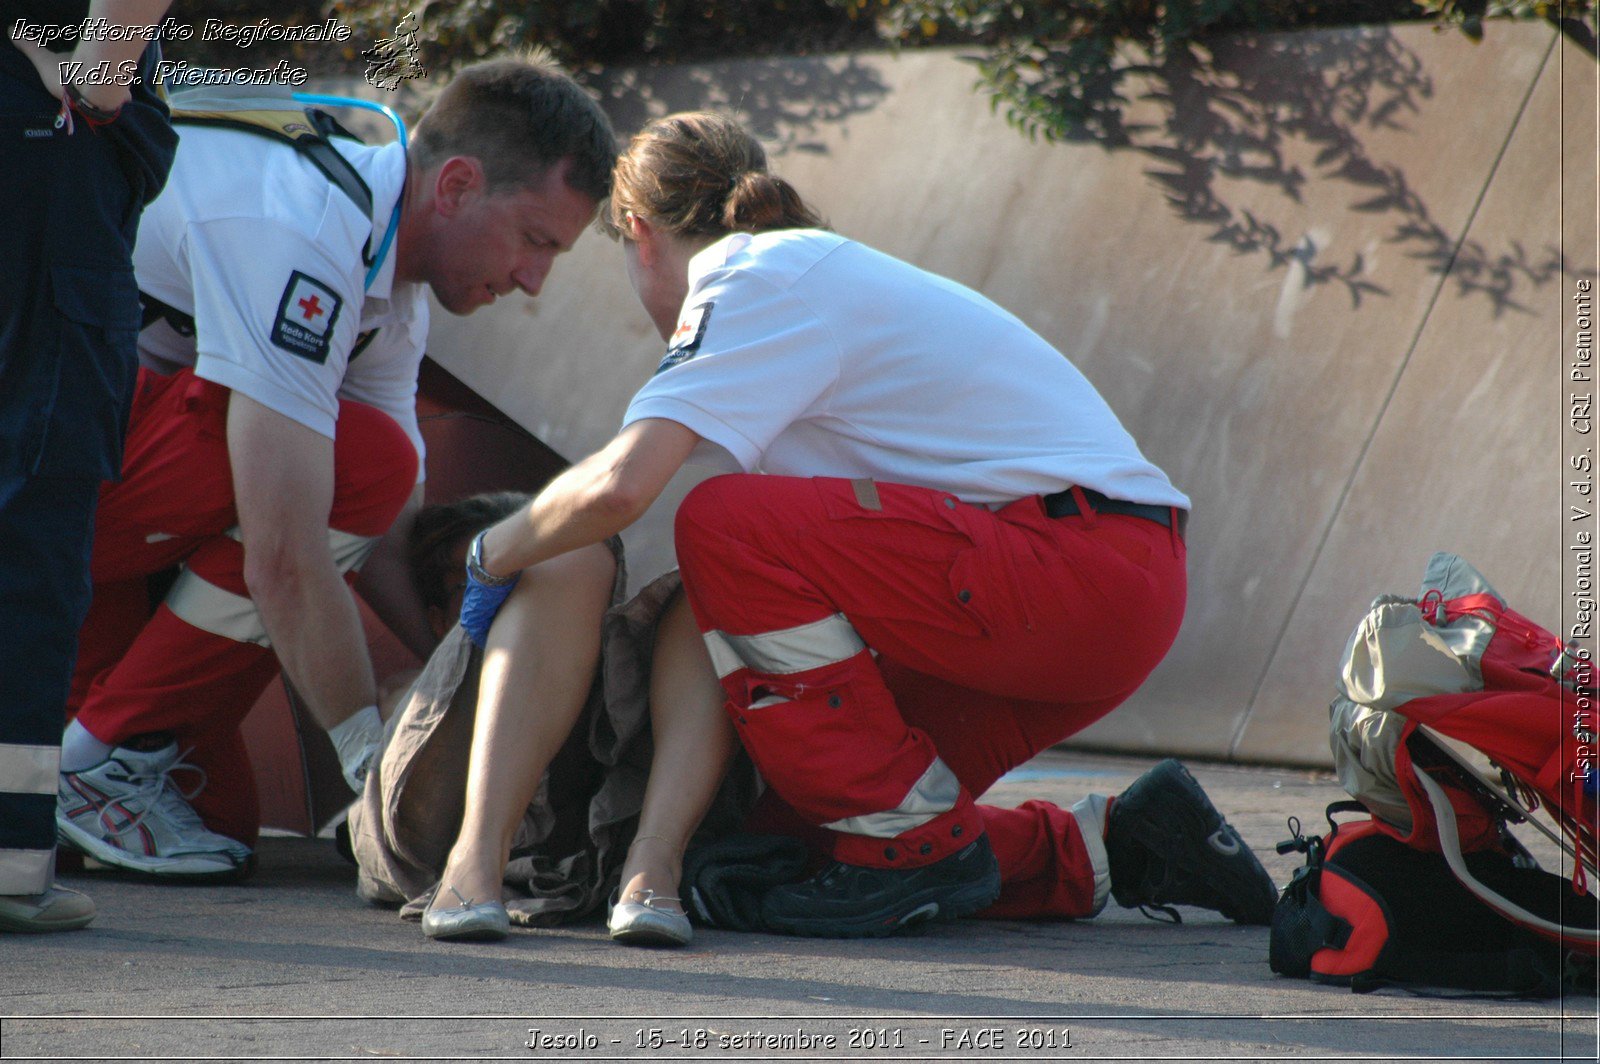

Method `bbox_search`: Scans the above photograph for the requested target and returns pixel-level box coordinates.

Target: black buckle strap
[140,291,196,337]
[1042,486,1188,537]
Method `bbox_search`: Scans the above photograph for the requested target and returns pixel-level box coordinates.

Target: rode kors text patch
[272,271,342,364]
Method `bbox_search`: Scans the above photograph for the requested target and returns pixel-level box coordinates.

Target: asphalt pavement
[3,751,1596,1062]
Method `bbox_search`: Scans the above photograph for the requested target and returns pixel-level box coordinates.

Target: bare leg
[428,543,615,912]
[614,590,737,913]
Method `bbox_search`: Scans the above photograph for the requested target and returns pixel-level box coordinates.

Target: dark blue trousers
[0,41,173,893]
[0,474,99,889]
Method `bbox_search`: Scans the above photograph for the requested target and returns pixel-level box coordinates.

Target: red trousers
[69,368,416,845]
[674,474,1187,918]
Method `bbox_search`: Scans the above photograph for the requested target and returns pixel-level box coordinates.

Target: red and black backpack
[1270,553,1598,996]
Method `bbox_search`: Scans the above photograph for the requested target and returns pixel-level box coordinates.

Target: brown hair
[411,55,617,202]
[407,490,531,611]
[603,111,823,239]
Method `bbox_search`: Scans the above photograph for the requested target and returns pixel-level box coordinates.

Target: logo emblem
[1206,829,1241,856]
[271,271,343,364]
[656,301,714,374]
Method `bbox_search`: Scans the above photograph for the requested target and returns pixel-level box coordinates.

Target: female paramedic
[455,112,1277,939]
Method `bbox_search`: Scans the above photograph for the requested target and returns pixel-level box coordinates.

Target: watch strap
[467,530,517,587]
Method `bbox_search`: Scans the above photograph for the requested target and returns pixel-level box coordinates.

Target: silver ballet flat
[422,885,510,942]
[608,888,692,947]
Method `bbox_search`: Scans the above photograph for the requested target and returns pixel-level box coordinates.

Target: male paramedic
[55,56,618,878]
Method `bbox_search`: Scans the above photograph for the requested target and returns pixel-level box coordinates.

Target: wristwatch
[467,530,517,587]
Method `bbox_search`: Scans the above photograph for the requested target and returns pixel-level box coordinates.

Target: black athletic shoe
[760,835,1002,937]
[1105,759,1278,925]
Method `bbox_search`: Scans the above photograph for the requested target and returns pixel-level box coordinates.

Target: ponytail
[722,170,822,234]
[606,111,825,240]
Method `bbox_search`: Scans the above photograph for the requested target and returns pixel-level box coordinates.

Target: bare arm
[11,0,171,112]
[477,418,700,577]
[228,393,376,731]
[354,483,439,660]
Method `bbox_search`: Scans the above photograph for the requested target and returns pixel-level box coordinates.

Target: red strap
[1422,593,1561,660]
[1068,485,1097,527]
[1438,592,1503,625]
[63,83,120,131]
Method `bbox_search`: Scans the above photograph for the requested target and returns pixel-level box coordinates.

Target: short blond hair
[411,56,617,200]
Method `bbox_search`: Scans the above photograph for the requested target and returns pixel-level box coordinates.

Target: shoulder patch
[271,271,343,364]
[655,301,714,375]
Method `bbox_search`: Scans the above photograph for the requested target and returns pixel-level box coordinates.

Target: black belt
[1042,487,1188,537]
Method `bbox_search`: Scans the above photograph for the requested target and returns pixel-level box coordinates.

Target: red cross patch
[656,301,714,375]
[271,271,343,364]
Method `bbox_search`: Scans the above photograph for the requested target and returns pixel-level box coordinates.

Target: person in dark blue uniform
[0,0,177,932]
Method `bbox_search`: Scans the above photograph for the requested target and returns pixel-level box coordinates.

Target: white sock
[60,720,114,773]
[328,704,384,792]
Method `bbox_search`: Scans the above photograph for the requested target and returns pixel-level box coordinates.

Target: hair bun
[722,171,816,234]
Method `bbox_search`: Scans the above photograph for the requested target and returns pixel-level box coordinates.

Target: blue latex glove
[460,564,520,648]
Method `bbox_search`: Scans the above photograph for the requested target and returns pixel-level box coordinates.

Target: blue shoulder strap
[293,93,408,292]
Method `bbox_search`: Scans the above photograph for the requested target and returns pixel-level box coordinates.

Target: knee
[332,403,418,536]
[674,475,751,562]
[483,544,612,660]
[519,540,616,604]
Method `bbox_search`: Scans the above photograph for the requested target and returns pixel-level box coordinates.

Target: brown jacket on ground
[348,562,758,926]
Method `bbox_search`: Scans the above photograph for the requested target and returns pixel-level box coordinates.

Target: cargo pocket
[814,476,994,637]
[41,263,143,478]
[946,545,1005,637]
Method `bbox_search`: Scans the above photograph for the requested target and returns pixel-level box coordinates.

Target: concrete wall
[421,22,1596,767]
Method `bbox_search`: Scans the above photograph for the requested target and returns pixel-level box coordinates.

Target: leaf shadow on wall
[1004,24,1593,315]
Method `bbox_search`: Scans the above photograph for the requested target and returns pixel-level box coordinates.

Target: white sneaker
[57,744,252,877]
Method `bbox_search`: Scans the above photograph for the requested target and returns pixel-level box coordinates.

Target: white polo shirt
[132,124,427,476]
[623,229,1188,509]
